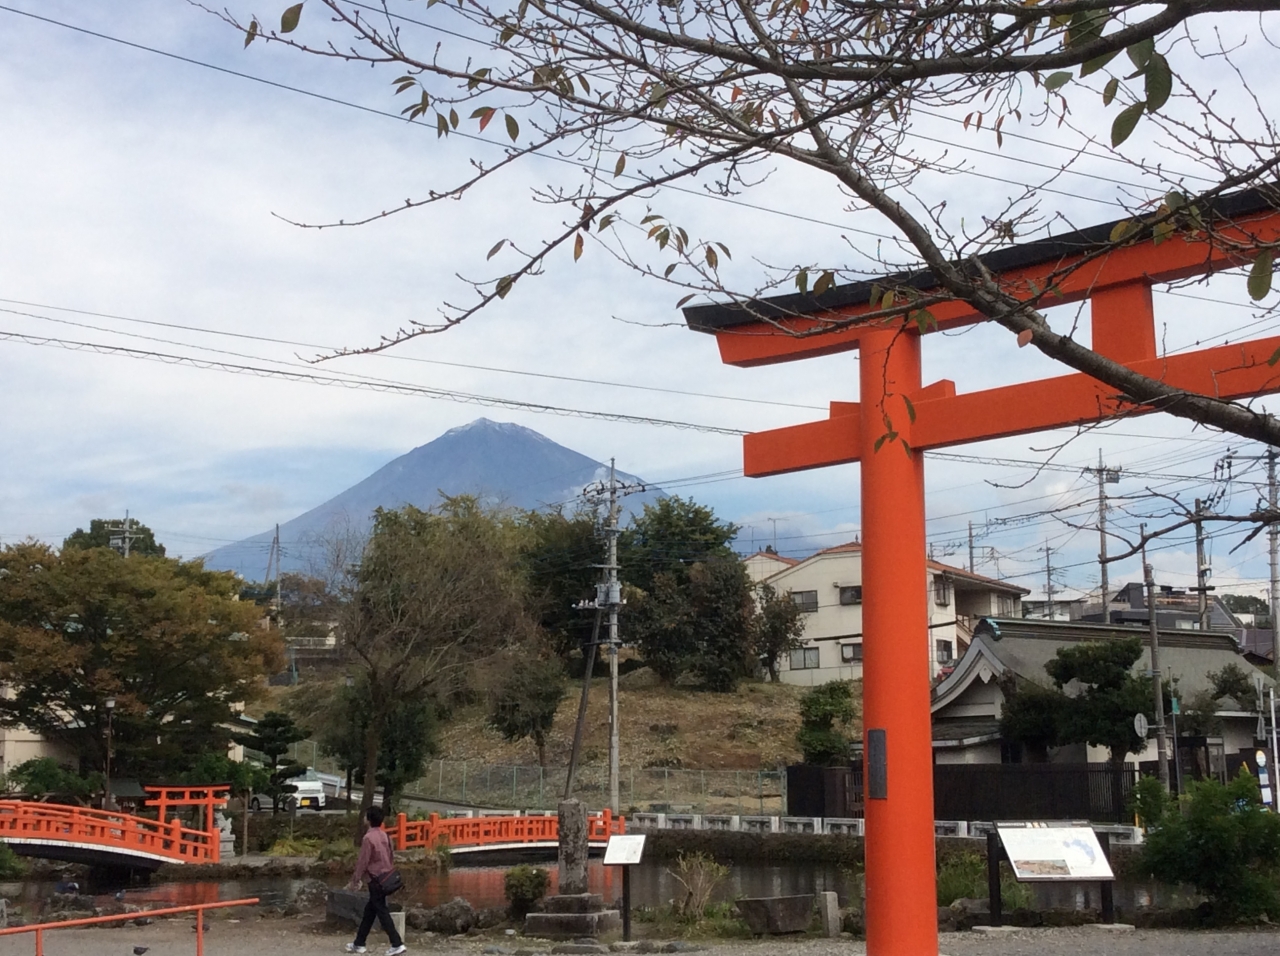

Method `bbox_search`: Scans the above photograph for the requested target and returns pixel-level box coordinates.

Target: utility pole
[584,461,645,815]
[1043,541,1055,619]
[1270,449,1279,634]
[107,511,139,557]
[767,517,779,552]
[1193,500,1212,631]
[968,521,975,574]
[1083,454,1121,618]
[1142,531,1171,789]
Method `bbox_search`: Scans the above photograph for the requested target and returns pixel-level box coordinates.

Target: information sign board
[603,834,646,866]
[996,824,1114,881]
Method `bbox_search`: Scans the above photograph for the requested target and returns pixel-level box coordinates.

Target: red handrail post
[196,906,204,956]
[396,812,408,851]
[34,927,41,956]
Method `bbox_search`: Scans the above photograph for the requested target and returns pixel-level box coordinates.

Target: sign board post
[603,834,646,941]
[989,823,1117,926]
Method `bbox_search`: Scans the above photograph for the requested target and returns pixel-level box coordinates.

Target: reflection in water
[8,860,1195,916]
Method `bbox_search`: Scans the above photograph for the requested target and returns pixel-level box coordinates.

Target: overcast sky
[2,1,1279,603]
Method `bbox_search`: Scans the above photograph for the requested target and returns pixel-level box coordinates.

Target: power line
[0,297,826,412]
[0,329,749,436]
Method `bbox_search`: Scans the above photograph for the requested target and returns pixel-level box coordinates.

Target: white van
[250,768,327,812]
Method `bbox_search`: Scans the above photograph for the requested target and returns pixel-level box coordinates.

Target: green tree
[219,1,1280,449]
[1141,770,1280,921]
[753,584,807,683]
[342,497,533,814]
[376,695,439,810]
[1222,594,1271,625]
[7,758,102,801]
[796,681,857,765]
[0,542,280,778]
[619,497,738,597]
[235,711,308,813]
[519,507,602,667]
[630,558,756,690]
[488,656,567,766]
[63,518,165,557]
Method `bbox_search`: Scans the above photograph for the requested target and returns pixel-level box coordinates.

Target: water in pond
[4,860,1196,916]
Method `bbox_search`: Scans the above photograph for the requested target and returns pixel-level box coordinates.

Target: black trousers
[354,880,403,948]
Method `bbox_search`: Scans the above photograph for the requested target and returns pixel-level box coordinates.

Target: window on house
[933,576,951,607]
[997,594,1017,616]
[936,640,954,664]
[841,643,863,663]
[789,646,821,670]
[839,585,863,606]
[791,590,819,613]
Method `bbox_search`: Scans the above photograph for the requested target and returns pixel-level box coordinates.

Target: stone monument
[523,799,620,939]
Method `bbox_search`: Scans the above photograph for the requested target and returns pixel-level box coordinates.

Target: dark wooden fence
[787,761,1135,822]
[932,762,1136,823]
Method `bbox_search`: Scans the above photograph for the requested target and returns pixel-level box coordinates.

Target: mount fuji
[200,419,658,578]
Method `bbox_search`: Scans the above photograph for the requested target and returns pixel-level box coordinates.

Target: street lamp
[104,697,116,812]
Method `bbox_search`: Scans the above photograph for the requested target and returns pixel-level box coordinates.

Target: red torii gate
[685,189,1280,956]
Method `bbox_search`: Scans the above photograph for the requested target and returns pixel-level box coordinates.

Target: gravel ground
[3,919,1280,956]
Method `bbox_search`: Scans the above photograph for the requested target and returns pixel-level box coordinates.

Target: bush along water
[935,849,1032,911]
[503,864,549,920]
[1140,769,1280,922]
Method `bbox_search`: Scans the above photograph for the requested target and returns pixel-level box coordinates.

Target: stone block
[551,944,609,954]
[734,895,814,935]
[327,888,402,926]
[391,911,406,939]
[544,894,605,914]
[1084,922,1135,932]
[524,910,621,939]
[817,891,840,938]
[971,925,1020,935]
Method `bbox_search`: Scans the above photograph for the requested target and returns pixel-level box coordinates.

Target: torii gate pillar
[857,327,937,954]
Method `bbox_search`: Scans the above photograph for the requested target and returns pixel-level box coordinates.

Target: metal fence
[406,761,786,815]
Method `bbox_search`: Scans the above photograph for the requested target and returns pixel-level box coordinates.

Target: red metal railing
[0,897,258,956]
[386,808,625,851]
[0,801,219,865]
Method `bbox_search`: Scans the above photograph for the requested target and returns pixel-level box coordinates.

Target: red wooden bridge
[0,786,228,871]
[0,791,625,869]
[386,809,626,859]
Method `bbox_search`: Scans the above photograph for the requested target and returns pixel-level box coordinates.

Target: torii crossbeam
[685,189,1280,956]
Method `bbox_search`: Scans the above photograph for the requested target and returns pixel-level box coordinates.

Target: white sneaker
[344,945,367,954]
[385,946,407,956]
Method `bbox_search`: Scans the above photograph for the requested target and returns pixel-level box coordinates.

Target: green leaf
[496,275,516,299]
[244,19,259,47]
[814,270,834,295]
[1165,190,1187,211]
[505,113,519,141]
[869,283,882,306]
[449,108,459,129]
[280,3,303,34]
[1145,53,1172,112]
[597,214,616,232]
[1248,249,1274,301]
[664,263,678,278]
[1043,71,1072,92]
[1080,50,1119,77]
[1152,220,1174,246]
[903,395,916,423]
[705,245,719,270]
[676,293,696,308]
[1267,345,1280,367]
[487,239,506,260]
[499,24,516,44]
[1111,102,1144,146]
[614,154,626,177]
[1109,219,1138,242]
[873,433,889,452]
[796,269,809,294]
[1102,77,1119,106]
[716,242,732,260]
[1127,37,1154,69]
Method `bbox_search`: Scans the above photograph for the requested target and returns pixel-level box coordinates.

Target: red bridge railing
[0,801,219,865]
[387,808,625,852]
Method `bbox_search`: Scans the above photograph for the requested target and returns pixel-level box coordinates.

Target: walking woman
[345,805,407,955]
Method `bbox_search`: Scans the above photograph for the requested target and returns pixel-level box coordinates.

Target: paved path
[2,919,1279,956]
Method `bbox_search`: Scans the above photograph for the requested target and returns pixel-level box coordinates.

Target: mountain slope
[202,419,656,578]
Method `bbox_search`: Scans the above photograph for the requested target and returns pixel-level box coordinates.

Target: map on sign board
[996,824,1114,882]
[603,834,647,865]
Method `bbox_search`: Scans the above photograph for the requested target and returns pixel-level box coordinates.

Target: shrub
[0,843,25,880]
[1128,774,1171,828]
[504,864,549,919]
[317,840,357,863]
[669,851,730,919]
[265,835,322,857]
[1141,769,1280,921]
[796,682,856,765]
[936,850,1032,910]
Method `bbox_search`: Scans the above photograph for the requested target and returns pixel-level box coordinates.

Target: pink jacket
[353,826,395,884]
